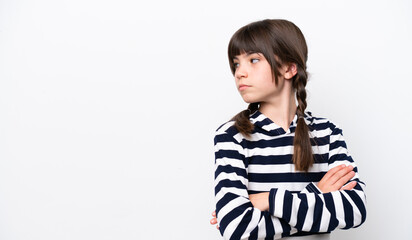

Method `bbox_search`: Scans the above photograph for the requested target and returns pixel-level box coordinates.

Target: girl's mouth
[239,84,250,91]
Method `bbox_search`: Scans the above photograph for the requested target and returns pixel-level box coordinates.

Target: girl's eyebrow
[233,52,260,61]
[246,52,261,56]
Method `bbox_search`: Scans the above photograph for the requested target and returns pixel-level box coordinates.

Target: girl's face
[233,52,286,104]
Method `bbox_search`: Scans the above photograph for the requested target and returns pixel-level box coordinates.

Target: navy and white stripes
[214,111,366,239]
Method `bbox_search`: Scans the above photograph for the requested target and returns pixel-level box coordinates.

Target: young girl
[211,19,366,239]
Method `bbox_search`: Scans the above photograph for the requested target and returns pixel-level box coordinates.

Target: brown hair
[228,19,313,172]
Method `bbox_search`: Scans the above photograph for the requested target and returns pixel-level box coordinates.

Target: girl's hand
[211,192,271,228]
[317,164,357,193]
[249,192,270,211]
[210,192,271,228]
[210,211,219,230]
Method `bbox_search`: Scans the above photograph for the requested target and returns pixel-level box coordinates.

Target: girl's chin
[241,97,259,104]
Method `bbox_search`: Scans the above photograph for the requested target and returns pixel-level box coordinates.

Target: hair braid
[292,67,314,171]
[231,103,259,137]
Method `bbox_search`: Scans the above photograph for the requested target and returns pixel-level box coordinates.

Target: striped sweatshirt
[214,110,366,240]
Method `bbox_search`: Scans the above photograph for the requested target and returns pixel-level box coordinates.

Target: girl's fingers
[211,210,218,227]
[211,216,220,230]
[318,165,355,193]
[334,169,355,189]
[328,165,353,186]
[322,164,346,183]
[340,181,357,191]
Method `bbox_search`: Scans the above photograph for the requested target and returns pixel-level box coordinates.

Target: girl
[211,19,366,240]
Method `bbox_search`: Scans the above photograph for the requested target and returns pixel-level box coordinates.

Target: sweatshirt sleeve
[214,131,298,240]
[267,124,367,233]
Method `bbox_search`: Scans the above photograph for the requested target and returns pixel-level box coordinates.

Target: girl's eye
[233,62,240,68]
[251,58,259,63]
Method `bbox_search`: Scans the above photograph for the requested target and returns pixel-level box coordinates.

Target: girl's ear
[283,63,298,80]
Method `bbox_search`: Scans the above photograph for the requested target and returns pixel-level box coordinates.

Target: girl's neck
[259,91,297,132]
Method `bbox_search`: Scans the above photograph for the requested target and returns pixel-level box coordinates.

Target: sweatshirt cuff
[303,182,322,194]
[269,188,278,215]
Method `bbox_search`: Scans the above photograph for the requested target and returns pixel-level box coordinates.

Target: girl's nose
[235,66,248,79]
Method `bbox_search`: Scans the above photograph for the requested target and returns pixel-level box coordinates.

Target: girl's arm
[249,164,357,211]
[212,164,356,231]
[266,124,367,232]
[215,131,300,239]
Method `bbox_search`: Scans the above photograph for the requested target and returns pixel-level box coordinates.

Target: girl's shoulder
[215,120,238,136]
[214,120,246,145]
[305,111,327,123]
[305,111,343,134]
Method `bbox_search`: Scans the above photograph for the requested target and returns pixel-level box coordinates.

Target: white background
[1,0,411,239]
